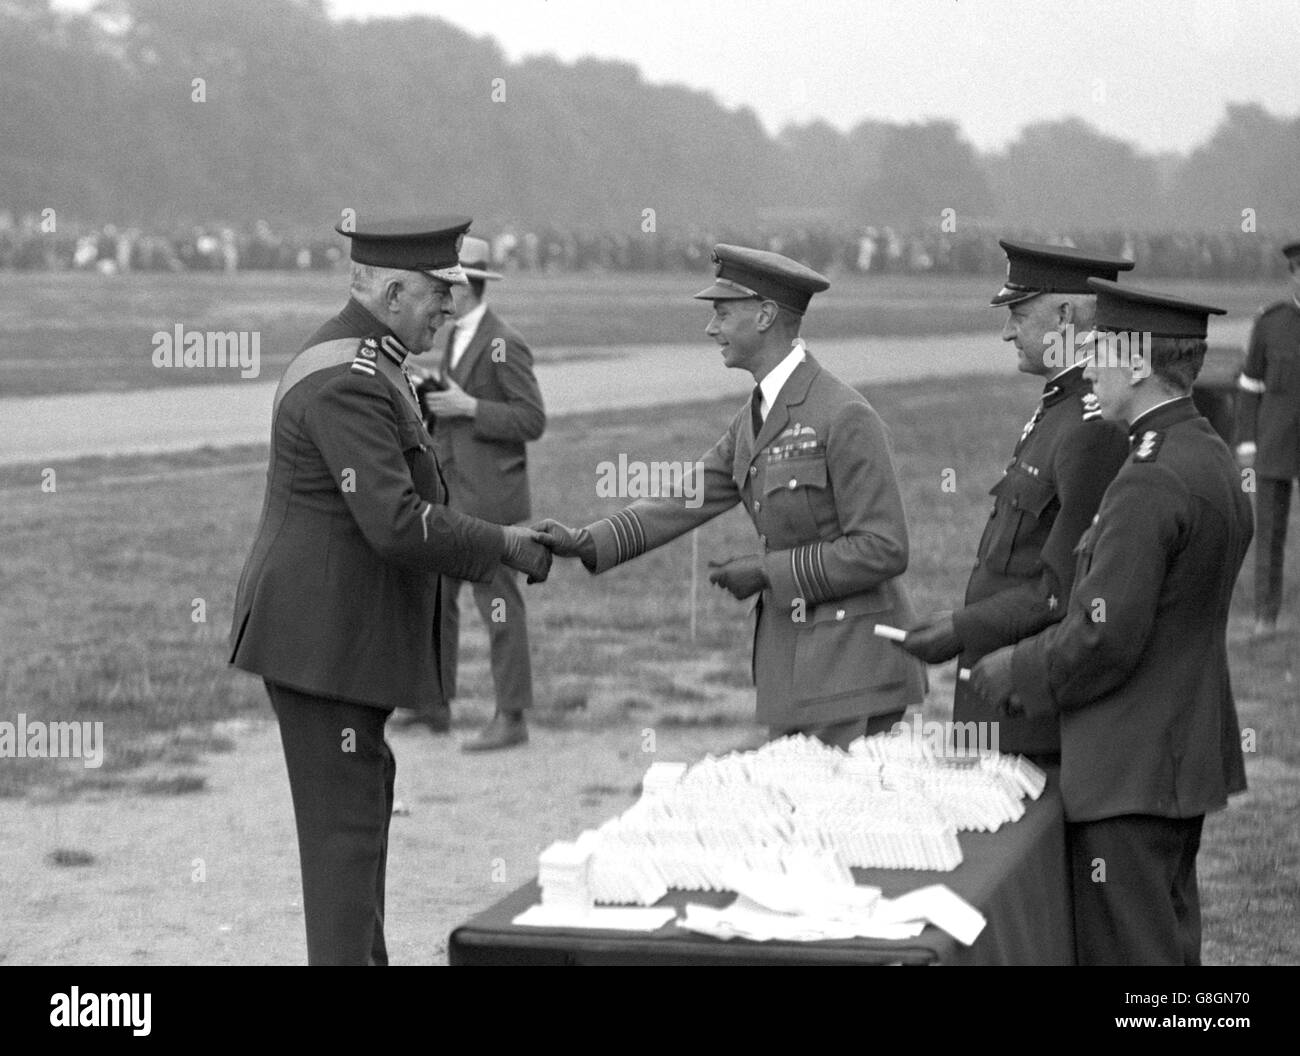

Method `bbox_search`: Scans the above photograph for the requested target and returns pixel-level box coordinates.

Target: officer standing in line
[534,245,926,748]
[228,215,552,965]
[971,281,1252,965]
[896,241,1132,764]
[1235,239,1300,636]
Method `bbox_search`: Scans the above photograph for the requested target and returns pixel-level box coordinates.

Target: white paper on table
[874,884,986,945]
[680,899,925,943]
[512,905,677,931]
[724,869,881,919]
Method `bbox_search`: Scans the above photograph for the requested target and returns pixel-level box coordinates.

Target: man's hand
[501,525,553,584]
[423,376,477,420]
[898,611,962,663]
[970,646,1022,715]
[707,554,768,600]
[531,518,597,567]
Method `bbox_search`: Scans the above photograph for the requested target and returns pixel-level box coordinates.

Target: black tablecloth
[448,771,1073,965]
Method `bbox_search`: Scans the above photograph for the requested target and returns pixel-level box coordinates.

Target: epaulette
[1080,391,1103,421]
[350,337,380,377]
[1132,429,1165,462]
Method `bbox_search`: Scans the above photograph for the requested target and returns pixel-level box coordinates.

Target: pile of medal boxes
[539,733,1046,908]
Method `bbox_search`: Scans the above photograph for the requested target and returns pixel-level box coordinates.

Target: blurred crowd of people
[1,211,1293,282]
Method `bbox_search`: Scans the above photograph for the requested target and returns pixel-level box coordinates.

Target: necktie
[751,386,764,438]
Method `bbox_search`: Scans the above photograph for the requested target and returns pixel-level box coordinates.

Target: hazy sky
[58,0,1300,153]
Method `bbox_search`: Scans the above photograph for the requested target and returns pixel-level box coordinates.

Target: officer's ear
[381,276,406,314]
[755,299,779,333]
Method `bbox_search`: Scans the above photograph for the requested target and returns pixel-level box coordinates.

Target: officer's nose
[705,315,720,336]
[1001,314,1016,342]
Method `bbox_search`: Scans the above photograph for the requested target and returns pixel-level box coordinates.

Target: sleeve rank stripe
[608,509,646,563]
[350,358,377,376]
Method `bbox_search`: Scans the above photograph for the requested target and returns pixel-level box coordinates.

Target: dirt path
[0,710,761,965]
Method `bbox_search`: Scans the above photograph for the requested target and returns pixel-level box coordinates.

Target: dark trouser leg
[440,575,463,704]
[471,565,533,715]
[771,710,905,751]
[1255,477,1292,623]
[267,681,394,966]
[1067,814,1205,966]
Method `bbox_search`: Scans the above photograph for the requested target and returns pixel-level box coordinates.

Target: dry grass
[1,369,1295,962]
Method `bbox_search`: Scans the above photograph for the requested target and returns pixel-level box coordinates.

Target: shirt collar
[759,339,807,413]
[454,301,488,343]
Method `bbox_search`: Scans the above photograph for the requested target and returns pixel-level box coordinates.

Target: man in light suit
[414,236,546,751]
[535,245,925,747]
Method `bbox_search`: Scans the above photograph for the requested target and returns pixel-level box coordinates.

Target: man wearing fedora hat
[412,235,546,751]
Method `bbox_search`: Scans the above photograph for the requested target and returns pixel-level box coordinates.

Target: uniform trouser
[443,565,534,715]
[770,710,905,750]
[1255,476,1293,623]
[1066,813,1205,966]
[267,681,395,966]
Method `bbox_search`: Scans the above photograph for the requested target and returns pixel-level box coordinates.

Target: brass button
[788,478,798,490]
[835,609,846,621]
[753,501,761,512]
[749,466,757,477]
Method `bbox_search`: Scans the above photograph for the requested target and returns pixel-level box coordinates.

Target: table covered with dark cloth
[448,770,1073,965]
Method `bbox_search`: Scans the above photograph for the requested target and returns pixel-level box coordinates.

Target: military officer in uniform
[1235,239,1300,636]
[535,245,925,748]
[971,280,1252,965]
[414,236,547,752]
[228,215,552,965]
[896,240,1132,764]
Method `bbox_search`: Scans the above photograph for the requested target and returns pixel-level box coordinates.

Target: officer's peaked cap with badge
[1087,278,1226,339]
[335,214,472,285]
[992,239,1135,307]
[459,235,504,282]
[693,244,830,315]
[1282,240,1300,263]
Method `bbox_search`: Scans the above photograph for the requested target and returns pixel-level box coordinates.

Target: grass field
[2,268,1296,964]
[0,270,1281,398]
[2,364,1297,962]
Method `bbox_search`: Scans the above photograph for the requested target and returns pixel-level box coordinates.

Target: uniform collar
[337,298,414,366]
[339,297,396,340]
[1041,360,1087,407]
[1127,394,1196,439]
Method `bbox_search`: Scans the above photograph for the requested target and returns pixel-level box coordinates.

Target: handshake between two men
[519,519,769,601]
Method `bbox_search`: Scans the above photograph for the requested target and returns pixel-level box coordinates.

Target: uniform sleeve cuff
[1011,641,1057,719]
[764,550,799,608]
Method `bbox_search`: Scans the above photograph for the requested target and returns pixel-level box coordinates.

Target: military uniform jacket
[1009,398,1252,822]
[428,307,546,525]
[586,352,926,730]
[952,363,1129,754]
[1235,298,1300,479]
[228,300,506,710]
